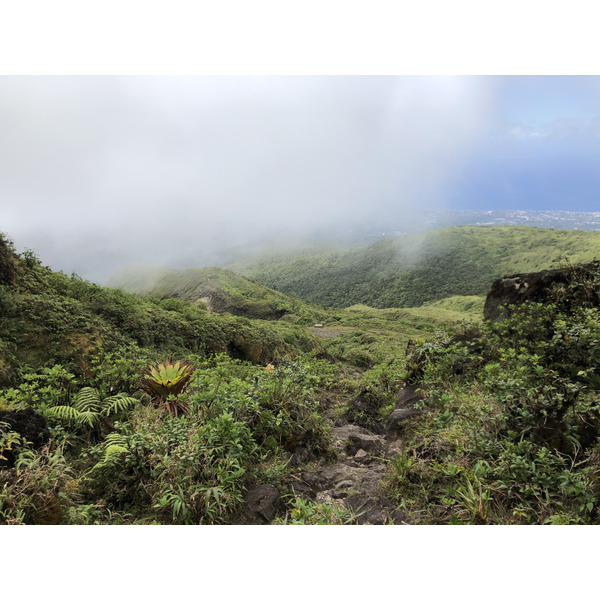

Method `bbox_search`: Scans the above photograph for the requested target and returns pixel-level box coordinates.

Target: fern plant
[88,432,129,473]
[142,360,196,417]
[46,387,137,428]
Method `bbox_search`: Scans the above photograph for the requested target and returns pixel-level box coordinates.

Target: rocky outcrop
[484,261,600,321]
[385,408,423,438]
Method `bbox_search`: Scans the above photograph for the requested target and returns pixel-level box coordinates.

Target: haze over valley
[2,76,600,283]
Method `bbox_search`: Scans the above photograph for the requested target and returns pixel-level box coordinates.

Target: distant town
[373,209,600,238]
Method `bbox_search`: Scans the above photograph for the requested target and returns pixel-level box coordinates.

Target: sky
[1,75,599,282]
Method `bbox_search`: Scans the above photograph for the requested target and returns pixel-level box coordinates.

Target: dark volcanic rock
[385,408,423,438]
[0,408,50,468]
[243,484,281,523]
[484,261,600,321]
[344,493,406,525]
[287,480,317,501]
[347,431,385,456]
[395,385,424,409]
[352,449,372,465]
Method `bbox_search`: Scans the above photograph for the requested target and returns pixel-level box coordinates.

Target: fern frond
[46,405,81,421]
[75,387,102,413]
[90,433,129,472]
[101,393,138,416]
[104,444,128,457]
[78,411,100,427]
[104,432,126,446]
[103,433,128,456]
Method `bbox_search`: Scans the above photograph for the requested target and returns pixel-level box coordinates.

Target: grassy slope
[108,261,481,369]
[0,241,326,383]
[104,255,481,372]
[302,298,481,368]
[229,226,600,308]
[108,265,326,324]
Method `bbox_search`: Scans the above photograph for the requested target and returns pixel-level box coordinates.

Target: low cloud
[1,76,496,281]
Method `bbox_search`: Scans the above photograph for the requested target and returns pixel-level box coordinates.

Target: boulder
[484,261,600,321]
[395,385,424,409]
[243,484,281,523]
[385,408,423,438]
[346,431,385,456]
[331,424,384,455]
[353,449,371,465]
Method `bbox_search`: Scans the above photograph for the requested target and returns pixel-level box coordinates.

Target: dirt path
[308,327,353,338]
[284,385,425,524]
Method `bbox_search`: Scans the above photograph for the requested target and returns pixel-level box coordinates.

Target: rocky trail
[243,385,425,525]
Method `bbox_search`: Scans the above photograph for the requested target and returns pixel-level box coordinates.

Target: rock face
[484,261,600,321]
[385,408,423,437]
[243,484,281,523]
[395,385,424,409]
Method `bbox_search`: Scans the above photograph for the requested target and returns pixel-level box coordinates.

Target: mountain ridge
[228,225,600,308]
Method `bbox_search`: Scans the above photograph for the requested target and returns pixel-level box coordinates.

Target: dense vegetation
[230,226,600,308]
[107,265,325,323]
[2,228,600,525]
[0,233,334,523]
[391,263,600,523]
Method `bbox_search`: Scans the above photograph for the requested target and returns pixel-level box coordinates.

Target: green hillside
[230,226,600,308]
[4,229,600,527]
[0,237,324,383]
[107,262,481,369]
[107,265,325,324]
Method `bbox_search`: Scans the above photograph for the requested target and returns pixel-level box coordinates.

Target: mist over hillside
[229,225,600,308]
[4,76,600,284]
[4,223,600,527]
[105,222,600,314]
[102,212,600,290]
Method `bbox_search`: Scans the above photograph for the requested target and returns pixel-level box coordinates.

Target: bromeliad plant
[142,359,196,417]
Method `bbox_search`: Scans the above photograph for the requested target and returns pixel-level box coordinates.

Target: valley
[1,225,600,525]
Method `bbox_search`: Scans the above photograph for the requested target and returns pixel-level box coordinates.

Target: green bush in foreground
[0,353,334,524]
[388,292,600,524]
